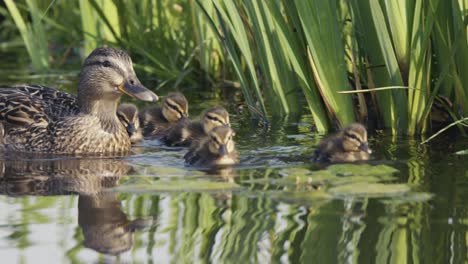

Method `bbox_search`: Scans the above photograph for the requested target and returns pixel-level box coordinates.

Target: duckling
[0,47,158,154]
[184,125,239,167]
[139,92,188,139]
[117,103,143,144]
[313,123,372,163]
[162,106,230,146]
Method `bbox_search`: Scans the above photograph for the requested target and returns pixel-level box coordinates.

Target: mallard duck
[117,103,143,144]
[139,92,188,139]
[313,123,372,163]
[184,125,239,167]
[0,47,158,154]
[162,105,230,146]
[0,86,142,144]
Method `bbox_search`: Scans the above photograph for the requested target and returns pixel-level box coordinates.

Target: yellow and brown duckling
[117,103,143,144]
[139,92,188,139]
[0,47,158,154]
[162,105,230,146]
[313,123,372,163]
[184,125,239,167]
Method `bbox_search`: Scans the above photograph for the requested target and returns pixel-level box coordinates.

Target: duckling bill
[184,125,239,167]
[0,47,158,154]
[314,123,371,163]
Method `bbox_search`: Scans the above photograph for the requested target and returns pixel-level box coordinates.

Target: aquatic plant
[196,0,467,135]
[4,0,49,71]
[4,0,468,135]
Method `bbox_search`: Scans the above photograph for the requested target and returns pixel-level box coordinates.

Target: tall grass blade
[209,0,267,119]
[5,0,49,71]
[267,1,329,131]
[246,1,302,114]
[295,0,355,126]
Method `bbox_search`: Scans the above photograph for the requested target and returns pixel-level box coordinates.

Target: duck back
[0,85,130,154]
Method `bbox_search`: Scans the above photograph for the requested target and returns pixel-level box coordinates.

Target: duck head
[207,125,236,156]
[341,123,372,154]
[161,92,189,123]
[202,106,230,134]
[77,47,158,115]
[117,103,142,143]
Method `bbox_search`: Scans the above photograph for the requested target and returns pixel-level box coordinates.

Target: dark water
[1,49,468,264]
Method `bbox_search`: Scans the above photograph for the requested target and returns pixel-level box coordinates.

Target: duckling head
[161,92,189,123]
[202,106,230,134]
[77,47,158,115]
[207,125,236,156]
[117,103,142,143]
[341,123,372,154]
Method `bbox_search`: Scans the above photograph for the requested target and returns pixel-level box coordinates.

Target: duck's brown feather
[0,85,130,154]
[139,106,170,137]
[184,137,239,167]
[313,124,371,163]
[160,119,209,147]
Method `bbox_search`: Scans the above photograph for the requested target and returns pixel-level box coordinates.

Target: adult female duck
[0,47,158,154]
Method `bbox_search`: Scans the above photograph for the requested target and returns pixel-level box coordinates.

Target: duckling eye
[103,60,111,67]
[167,103,179,112]
[211,136,218,144]
[345,132,361,142]
[207,115,222,123]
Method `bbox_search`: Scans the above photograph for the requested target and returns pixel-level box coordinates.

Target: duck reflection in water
[0,156,153,256]
[79,192,152,256]
[0,157,127,195]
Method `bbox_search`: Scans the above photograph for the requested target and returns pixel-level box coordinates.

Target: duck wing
[0,85,79,131]
[1,85,79,121]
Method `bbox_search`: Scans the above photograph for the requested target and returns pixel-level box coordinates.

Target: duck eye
[103,60,111,67]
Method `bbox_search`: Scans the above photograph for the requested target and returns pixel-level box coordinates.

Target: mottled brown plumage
[0,86,142,143]
[314,123,372,163]
[139,92,188,139]
[117,103,143,144]
[162,106,230,147]
[0,47,158,154]
[184,125,239,167]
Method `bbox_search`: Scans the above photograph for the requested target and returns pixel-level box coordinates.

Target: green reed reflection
[0,124,468,263]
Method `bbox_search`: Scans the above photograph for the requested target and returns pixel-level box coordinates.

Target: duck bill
[119,81,158,102]
[219,145,228,156]
[181,113,189,121]
[359,143,372,154]
[126,123,136,135]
